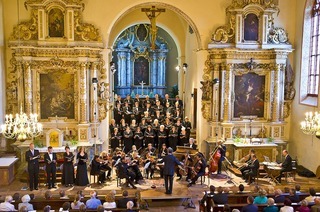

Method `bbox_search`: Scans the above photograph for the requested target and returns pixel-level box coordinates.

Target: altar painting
[48,8,64,37]
[40,71,75,119]
[233,73,265,118]
[134,57,150,85]
[244,13,259,41]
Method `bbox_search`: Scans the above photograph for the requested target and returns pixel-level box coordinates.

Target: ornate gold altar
[202,0,294,153]
[7,0,109,145]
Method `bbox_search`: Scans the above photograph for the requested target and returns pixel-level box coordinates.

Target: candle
[245,123,247,133]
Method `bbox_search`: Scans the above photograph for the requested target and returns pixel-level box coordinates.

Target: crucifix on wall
[141,6,165,50]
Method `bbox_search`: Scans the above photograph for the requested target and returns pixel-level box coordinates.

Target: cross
[141,6,166,50]
[139,81,146,96]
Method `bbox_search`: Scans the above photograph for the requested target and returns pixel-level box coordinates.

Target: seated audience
[305,188,318,204]
[213,186,228,204]
[238,184,245,193]
[29,193,35,200]
[19,205,28,212]
[254,189,268,204]
[0,195,17,211]
[127,200,134,212]
[298,200,310,212]
[280,198,293,212]
[118,190,133,208]
[44,190,53,200]
[18,194,34,211]
[288,188,299,203]
[103,192,117,210]
[79,204,87,212]
[311,197,320,212]
[71,194,84,209]
[12,193,20,202]
[274,189,285,203]
[97,205,105,212]
[60,202,71,212]
[86,191,102,209]
[43,205,52,212]
[223,204,231,212]
[267,186,275,195]
[295,184,301,194]
[263,198,279,212]
[59,190,69,199]
[242,196,258,212]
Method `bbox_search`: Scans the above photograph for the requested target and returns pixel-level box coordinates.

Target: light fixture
[182,63,188,72]
[1,107,43,140]
[175,65,180,72]
[300,112,320,135]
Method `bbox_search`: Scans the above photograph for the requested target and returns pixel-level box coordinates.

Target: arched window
[308,0,320,96]
[300,0,320,106]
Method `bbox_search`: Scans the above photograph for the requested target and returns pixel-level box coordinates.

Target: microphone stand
[223,156,237,186]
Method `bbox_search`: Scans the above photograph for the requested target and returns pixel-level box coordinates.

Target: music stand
[223,157,237,185]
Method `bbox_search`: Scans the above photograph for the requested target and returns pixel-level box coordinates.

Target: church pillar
[157,52,167,96]
[116,50,128,97]
[271,64,281,122]
[79,62,88,124]
[151,52,158,95]
[90,62,98,123]
[221,63,231,122]
[126,51,132,94]
[17,61,24,110]
[23,61,33,114]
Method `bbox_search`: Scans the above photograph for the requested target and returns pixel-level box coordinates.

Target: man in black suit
[118,190,133,208]
[243,154,259,184]
[163,147,182,194]
[242,196,258,212]
[213,186,228,204]
[188,153,207,187]
[277,149,292,183]
[25,143,40,191]
[44,146,57,189]
[188,138,197,150]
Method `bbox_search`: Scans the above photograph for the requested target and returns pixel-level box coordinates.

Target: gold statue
[142,6,165,50]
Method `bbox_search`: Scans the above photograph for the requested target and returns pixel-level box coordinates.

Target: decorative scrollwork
[212,15,235,43]
[200,81,213,101]
[231,0,279,9]
[201,101,212,121]
[74,11,102,41]
[10,10,38,41]
[268,27,288,44]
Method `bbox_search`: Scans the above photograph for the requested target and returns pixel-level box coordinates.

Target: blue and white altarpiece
[113,24,168,97]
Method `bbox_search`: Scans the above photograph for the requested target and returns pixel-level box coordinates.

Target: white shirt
[0,202,17,211]
[49,153,53,161]
[280,206,294,212]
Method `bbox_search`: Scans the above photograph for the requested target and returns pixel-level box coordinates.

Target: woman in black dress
[123,126,133,153]
[168,125,178,151]
[110,127,122,152]
[133,126,144,151]
[62,146,74,187]
[75,146,89,186]
[158,125,167,148]
[144,125,155,147]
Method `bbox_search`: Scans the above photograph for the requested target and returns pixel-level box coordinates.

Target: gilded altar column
[222,63,231,122]
[23,61,33,115]
[79,62,88,124]
[271,64,281,122]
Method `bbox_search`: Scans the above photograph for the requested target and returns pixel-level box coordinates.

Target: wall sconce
[191,93,194,98]
[182,63,188,71]
[175,65,180,72]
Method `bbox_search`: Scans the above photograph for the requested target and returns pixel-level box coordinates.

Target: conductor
[163,147,182,194]
[25,143,40,191]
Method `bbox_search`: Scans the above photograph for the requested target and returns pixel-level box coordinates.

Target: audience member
[242,196,258,212]
[280,198,293,212]
[213,186,228,204]
[232,210,240,212]
[223,204,231,212]
[267,186,275,194]
[311,197,320,212]
[295,185,301,194]
[238,184,245,193]
[86,191,102,209]
[96,205,105,212]
[253,189,268,204]
[0,195,16,211]
[274,189,285,203]
[59,190,69,199]
[298,199,310,212]
[263,198,278,212]
[43,205,51,212]
[71,194,84,209]
[79,204,87,212]
[288,188,299,203]
[12,192,20,202]
[18,205,28,212]
[127,200,134,212]
[103,192,117,210]
[253,185,261,193]
[44,190,53,200]
[60,202,70,212]
[77,190,85,199]
[283,187,290,194]
[29,193,35,200]
[118,190,133,208]
[305,188,317,204]
[18,194,34,211]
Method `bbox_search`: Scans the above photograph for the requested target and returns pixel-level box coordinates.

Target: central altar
[233,143,278,162]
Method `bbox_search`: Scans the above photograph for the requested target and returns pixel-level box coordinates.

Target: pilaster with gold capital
[23,61,33,115]
[79,62,88,124]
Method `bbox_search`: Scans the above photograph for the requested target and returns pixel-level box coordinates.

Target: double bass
[208,141,224,173]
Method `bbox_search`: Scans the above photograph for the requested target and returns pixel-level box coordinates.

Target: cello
[208,141,224,173]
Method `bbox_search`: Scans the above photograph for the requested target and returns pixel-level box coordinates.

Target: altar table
[0,157,19,185]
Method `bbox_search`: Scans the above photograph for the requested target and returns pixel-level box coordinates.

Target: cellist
[217,140,226,174]
[187,153,207,187]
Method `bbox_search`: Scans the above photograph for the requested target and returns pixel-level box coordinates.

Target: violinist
[142,143,156,157]
[188,153,207,187]
[128,145,139,159]
[177,152,193,181]
[144,152,156,179]
[112,149,123,167]
[128,153,144,183]
[117,157,137,189]
[90,155,105,184]
[99,151,112,181]
[217,140,226,174]
[133,127,144,150]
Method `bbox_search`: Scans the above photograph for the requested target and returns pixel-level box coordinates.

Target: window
[307,0,320,96]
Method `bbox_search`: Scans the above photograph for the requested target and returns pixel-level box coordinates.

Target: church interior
[0,0,320,211]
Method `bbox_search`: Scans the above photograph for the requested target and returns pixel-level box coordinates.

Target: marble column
[151,52,158,94]
[116,50,127,97]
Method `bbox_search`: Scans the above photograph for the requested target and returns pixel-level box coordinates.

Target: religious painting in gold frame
[233,72,265,118]
[134,56,150,86]
[48,8,65,38]
[39,70,75,119]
